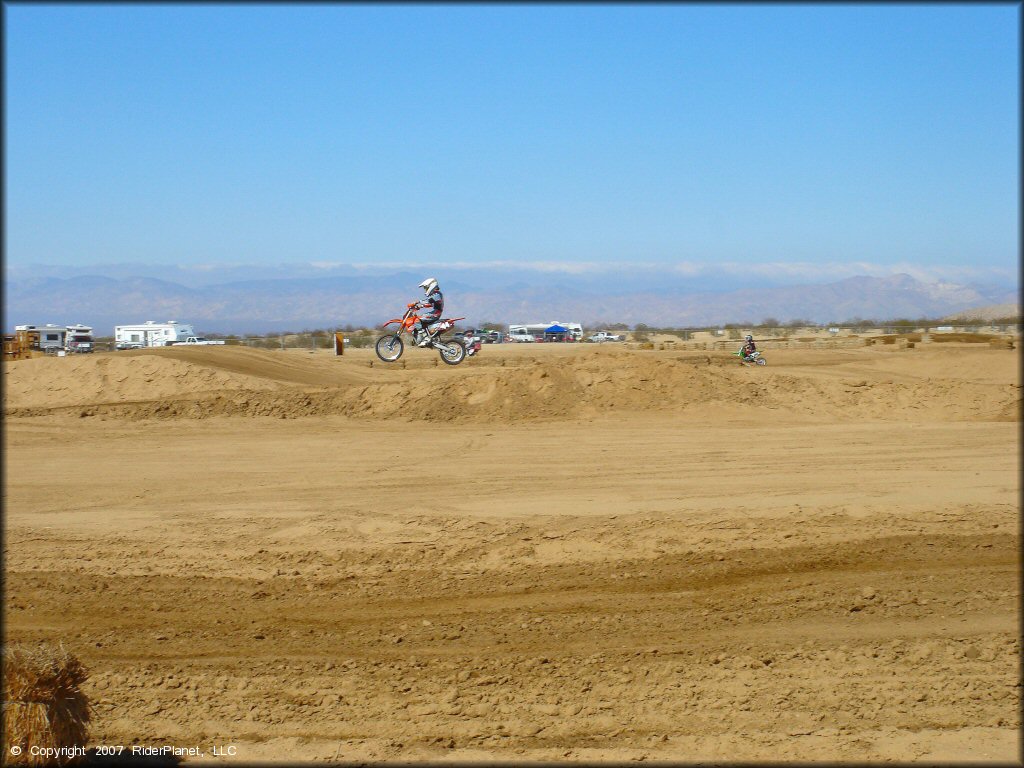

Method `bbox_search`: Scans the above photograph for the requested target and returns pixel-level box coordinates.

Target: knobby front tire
[375,334,404,362]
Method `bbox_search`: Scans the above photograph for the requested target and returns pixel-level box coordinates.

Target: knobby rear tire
[439,339,466,366]
[375,334,404,362]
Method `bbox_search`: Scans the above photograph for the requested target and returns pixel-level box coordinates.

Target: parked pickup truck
[166,336,226,346]
[587,331,625,343]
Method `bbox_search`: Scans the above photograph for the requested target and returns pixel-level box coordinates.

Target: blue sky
[4,3,1020,286]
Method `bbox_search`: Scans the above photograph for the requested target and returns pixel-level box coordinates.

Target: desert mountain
[4,269,1016,334]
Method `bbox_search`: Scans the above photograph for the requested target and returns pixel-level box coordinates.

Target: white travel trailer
[114,320,196,348]
[15,324,67,351]
[14,324,94,353]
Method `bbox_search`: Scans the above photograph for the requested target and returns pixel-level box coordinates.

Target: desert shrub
[345,332,374,349]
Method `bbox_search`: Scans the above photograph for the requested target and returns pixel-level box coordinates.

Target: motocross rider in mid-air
[410,277,444,347]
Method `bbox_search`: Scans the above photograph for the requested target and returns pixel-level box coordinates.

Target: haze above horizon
[5,4,1019,286]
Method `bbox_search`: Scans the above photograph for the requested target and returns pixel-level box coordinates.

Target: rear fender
[431,317,465,334]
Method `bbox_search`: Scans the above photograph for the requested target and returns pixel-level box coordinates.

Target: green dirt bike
[736,349,767,366]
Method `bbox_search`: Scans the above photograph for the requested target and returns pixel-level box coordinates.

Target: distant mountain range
[4,268,1018,335]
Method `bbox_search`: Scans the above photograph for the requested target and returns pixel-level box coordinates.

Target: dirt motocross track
[4,341,1021,763]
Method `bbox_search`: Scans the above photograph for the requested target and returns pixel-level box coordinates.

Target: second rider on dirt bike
[411,277,444,347]
[740,335,757,360]
[736,334,766,365]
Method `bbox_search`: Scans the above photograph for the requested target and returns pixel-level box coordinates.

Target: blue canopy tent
[544,324,569,342]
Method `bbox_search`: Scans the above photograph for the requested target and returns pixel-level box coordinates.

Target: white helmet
[418,277,438,295]
[745,335,753,342]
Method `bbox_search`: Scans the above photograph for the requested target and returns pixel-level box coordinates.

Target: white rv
[65,324,95,352]
[15,324,66,351]
[114,320,196,349]
[15,324,94,353]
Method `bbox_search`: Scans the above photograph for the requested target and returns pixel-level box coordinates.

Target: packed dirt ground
[3,339,1021,763]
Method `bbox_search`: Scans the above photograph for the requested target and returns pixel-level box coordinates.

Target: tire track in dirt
[6,531,1018,760]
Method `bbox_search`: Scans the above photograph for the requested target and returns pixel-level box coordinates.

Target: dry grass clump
[3,642,90,765]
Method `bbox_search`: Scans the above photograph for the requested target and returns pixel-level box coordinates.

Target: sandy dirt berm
[3,340,1020,762]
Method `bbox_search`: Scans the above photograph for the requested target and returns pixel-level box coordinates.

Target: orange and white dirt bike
[375,305,467,365]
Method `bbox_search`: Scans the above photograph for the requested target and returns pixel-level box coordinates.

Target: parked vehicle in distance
[458,328,502,343]
[115,341,145,350]
[65,324,95,353]
[115,320,197,348]
[587,331,625,343]
[507,331,535,343]
[165,336,226,346]
[15,323,95,353]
